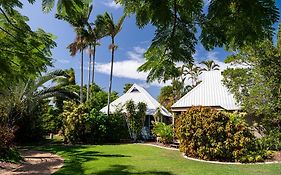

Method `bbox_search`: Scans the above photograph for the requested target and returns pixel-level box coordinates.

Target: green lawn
[38,144,281,175]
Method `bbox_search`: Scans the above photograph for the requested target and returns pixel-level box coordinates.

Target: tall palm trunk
[87,45,92,101]
[80,49,84,103]
[107,37,115,115]
[91,45,96,85]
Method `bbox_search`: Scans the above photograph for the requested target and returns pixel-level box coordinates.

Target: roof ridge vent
[130,87,140,93]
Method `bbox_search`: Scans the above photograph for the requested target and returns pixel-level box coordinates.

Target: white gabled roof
[172,71,240,111]
[100,84,171,117]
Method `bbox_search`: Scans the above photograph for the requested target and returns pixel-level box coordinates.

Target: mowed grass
[38,144,281,175]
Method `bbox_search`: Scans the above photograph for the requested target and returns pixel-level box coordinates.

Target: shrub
[0,125,14,150]
[42,107,62,134]
[107,110,130,142]
[259,130,281,151]
[0,125,22,162]
[62,101,88,144]
[152,122,173,144]
[83,108,129,143]
[175,107,270,163]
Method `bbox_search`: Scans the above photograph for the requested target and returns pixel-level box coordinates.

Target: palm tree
[183,64,202,87]
[200,60,220,71]
[57,3,92,103]
[42,0,86,15]
[86,25,105,99]
[0,70,79,127]
[95,12,126,115]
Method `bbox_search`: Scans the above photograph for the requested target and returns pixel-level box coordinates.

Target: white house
[100,84,172,138]
[171,71,240,113]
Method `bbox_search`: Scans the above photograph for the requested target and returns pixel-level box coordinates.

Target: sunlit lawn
[37,144,281,175]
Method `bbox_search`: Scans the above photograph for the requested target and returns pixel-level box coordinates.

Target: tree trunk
[107,37,115,115]
[80,49,84,103]
[87,45,92,101]
[91,45,96,85]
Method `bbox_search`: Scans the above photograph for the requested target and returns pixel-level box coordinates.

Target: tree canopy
[0,7,56,87]
[223,24,281,131]
[117,0,279,82]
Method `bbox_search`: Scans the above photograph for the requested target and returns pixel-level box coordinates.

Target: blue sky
[20,0,281,98]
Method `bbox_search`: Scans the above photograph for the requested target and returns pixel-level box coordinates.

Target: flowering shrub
[175,107,270,163]
[62,101,88,144]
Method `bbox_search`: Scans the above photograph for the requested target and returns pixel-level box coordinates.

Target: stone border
[182,154,281,165]
[142,143,281,165]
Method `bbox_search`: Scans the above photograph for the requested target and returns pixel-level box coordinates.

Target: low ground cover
[36,144,281,175]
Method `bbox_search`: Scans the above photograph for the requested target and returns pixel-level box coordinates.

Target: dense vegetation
[0,0,128,161]
[152,122,173,144]
[223,24,281,151]
[1,0,280,167]
[125,100,147,141]
[175,107,271,163]
[118,0,279,82]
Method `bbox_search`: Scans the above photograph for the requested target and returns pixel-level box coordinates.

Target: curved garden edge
[0,149,64,175]
[142,143,281,165]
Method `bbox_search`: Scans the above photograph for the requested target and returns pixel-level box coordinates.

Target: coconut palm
[86,25,106,100]
[200,60,220,71]
[183,64,202,87]
[41,0,87,15]
[57,3,92,103]
[95,12,126,115]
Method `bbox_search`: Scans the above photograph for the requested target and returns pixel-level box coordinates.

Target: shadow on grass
[95,165,174,175]
[33,145,131,175]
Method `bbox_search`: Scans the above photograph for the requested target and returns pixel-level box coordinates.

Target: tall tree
[95,12,126,115]
[57,2,92,103]
[158,80,184,111]
[117,0,279,83]
[223,25,281,131]
[86,25,106,99]
[183,64,202,87]
[200,60,220,71]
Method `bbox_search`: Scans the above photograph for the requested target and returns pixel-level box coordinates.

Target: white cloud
[96,60,147,80]
[57,59,70,64]
[127,46,146,61]
[103,0,122,9]
[95,46,170,88]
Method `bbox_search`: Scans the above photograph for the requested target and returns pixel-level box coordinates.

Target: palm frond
[42,0,55,13]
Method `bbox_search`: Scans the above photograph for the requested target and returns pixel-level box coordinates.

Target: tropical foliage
[222,24,281,147]
[175,107,271,163]
[152,122,173,144]
[95,12,126,114]
[125,100,147,141]
[0,70,79,142]
[123,83,133,93]
[57,2,93,103]
[86,108,129,143]
[200,60,220,71]
[62,101,88,144]
[117,0,279,82]
[0,8,56,88]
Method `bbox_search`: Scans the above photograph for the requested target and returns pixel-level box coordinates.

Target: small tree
[62,101,88,144]
[125,100,147,142]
